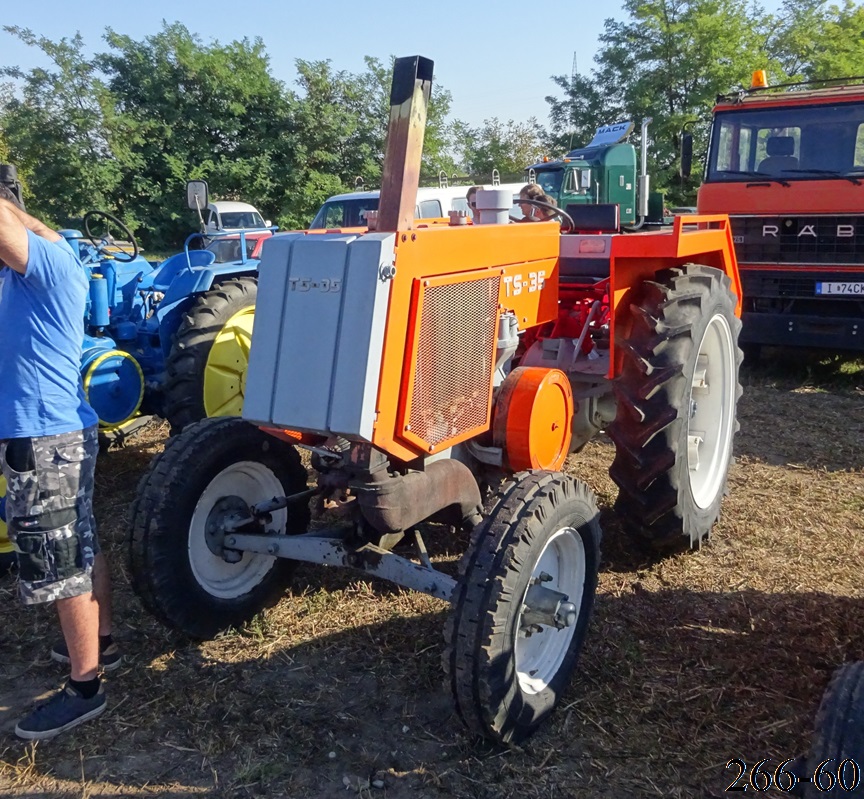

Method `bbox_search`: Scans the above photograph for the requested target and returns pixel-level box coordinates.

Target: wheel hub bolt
[554,601,579,629]
[519,623,545,638]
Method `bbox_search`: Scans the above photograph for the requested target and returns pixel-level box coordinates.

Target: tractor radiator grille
[407,275,500,449]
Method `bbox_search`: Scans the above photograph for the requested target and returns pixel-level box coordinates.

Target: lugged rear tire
[607,264,742,549]
[163,276,257,433]
[128,416,310,639]
[443,471,601,744]
[802,662,864,797]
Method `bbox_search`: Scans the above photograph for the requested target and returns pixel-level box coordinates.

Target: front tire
[129,416,310,639]
[607,264,742,549]
[444,472,601,744]
[163,277,257,433]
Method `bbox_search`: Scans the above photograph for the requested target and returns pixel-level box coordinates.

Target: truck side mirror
[680,133,693,179]
[186,180,209,212]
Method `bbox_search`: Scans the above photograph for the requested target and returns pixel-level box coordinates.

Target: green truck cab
[525,120,664,228]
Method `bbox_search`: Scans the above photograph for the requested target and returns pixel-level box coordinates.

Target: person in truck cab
[518,183,558,222]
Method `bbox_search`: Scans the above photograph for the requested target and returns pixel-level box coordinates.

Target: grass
[0,354,862,798]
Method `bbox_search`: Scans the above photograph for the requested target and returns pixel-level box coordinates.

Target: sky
[1,0,628,128]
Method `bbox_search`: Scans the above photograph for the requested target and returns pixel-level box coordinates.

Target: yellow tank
[0,474,12,557]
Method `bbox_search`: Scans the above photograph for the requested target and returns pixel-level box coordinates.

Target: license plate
[816,281,864,295]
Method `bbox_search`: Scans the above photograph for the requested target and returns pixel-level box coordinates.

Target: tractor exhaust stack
[376,56,434,232]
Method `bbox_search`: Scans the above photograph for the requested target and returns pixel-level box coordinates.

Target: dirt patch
[1,358,863,798]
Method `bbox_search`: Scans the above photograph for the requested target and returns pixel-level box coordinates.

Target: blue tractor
[69,198,268,438]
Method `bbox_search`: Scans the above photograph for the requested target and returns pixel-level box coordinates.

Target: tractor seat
[150,249,217,291]
[558,204,616,281]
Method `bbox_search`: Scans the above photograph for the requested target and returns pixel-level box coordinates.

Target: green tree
[544,1,771,203]
[544,73,618,155]
[766,0,864,82]
[596,0,767,201]
[286,56,458,228]
[97,22,297,246]
[0,27,120,226]
[453,117,546,182]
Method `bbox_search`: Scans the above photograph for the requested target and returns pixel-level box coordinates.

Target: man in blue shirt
[0,187,118,739]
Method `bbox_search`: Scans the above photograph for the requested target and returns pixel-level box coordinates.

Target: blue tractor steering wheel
[83,210,139,263]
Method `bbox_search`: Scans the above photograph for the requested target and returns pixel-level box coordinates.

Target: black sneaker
[15,682,107,740]
[50,640,123,672]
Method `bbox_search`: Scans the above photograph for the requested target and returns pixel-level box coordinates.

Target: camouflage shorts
[0,426,99,605]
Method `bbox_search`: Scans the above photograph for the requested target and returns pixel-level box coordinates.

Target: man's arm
[0,197,60,275]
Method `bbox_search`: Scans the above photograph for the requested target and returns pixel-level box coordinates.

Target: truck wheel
[163,276,257,433]
[129,416,310,639]
[607,264,742,549]
[444,472,601,744]
[802,662,864,797]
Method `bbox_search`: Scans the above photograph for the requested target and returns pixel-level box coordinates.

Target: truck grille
[743,273,822,299]
[731,215,864,266]
[742,271,864,316]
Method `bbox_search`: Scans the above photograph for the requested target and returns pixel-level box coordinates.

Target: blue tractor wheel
[81,349,146,429]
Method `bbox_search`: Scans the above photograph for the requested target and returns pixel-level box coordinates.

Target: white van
[205,201,271,233]
[309,183,525,229]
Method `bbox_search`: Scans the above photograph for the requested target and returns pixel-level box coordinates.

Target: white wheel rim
[515,527,586,695]
[188,461,287,599]
[687,312,736,509]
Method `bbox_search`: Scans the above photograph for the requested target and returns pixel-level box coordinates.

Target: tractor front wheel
[163,276,257,433]
[607,264,742,550]
[128,416,310,639]
[444,471,601,744]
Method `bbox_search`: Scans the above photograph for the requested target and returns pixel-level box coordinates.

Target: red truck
[693,72,864,354]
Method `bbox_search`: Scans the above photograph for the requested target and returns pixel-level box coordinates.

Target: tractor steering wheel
[83,210,139,263]
[509,199,575,233]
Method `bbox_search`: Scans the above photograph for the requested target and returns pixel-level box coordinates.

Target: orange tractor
[129,57,743,743]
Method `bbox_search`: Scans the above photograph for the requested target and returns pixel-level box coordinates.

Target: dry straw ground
[1,350,862,799]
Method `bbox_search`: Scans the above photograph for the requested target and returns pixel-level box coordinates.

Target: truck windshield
[220,212,266,229]
[707,101,864,182]
[532,170,564,196]
[310,199,380,229]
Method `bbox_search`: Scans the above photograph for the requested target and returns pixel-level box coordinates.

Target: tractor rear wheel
[444,471,601,744]
[163,276,257,433]
[129,416,310,639]
[802,662,864,797]
[607,264,742,550]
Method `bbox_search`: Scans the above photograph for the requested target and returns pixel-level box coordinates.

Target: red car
[204,230,273,263]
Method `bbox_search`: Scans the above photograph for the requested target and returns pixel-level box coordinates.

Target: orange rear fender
[607,215,741,378]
